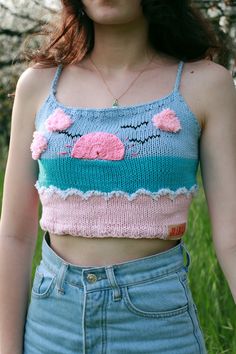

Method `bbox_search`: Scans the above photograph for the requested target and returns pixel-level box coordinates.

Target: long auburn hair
[23,0,223,68]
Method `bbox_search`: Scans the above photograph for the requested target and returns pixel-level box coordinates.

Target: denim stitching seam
[101,289,108,354]
[122,286,189,318]
[62,264,184,289]
[177,272,204,353]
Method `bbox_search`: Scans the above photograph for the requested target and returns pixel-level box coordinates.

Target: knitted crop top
[31,60,201,240]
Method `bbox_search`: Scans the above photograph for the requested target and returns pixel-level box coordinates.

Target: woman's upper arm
[199,61,236,250]
[0,67,42,244]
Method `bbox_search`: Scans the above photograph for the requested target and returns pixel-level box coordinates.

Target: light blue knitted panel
[35,91,201,161]
[33,61,201,196]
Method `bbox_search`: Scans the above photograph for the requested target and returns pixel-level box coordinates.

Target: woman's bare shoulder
[183,59,233,128]
[185,58,230,73]
[16,64,59,111]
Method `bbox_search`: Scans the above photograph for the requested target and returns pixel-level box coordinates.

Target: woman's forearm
[214,241,236,304]
[0,236,35,354]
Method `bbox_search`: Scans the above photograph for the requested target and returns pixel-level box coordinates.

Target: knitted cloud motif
[30,131,48,160]
[45,108,73,132]
[71,132,125,160]
[152,108,181,133]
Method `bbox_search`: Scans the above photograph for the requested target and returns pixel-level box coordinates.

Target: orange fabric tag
[168,223,186,237]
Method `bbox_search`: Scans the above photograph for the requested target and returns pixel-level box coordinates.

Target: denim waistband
[41,231,191,299]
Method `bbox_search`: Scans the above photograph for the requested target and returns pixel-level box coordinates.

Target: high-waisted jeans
[23,231,207,354]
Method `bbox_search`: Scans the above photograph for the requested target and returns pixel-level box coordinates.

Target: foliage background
[0,1,236,353]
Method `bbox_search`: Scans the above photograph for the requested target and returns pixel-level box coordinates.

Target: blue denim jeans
[23,231,207,353]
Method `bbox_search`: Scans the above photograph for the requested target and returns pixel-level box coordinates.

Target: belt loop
[105,266,122,302]
[180,239,191,272]
[56,262,69,295]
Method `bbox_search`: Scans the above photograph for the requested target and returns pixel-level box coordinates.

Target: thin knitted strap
[173,60,184,92]
[51,64,64,95]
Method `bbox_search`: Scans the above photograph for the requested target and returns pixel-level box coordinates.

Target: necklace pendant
[112,99,119,108]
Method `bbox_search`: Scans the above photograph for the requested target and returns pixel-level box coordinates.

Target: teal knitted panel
[36,155,198,193]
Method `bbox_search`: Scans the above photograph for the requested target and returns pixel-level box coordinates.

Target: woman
[0,0,235,353]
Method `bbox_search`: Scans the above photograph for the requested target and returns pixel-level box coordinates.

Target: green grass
[185,173,236,353]
[0,168,235,353]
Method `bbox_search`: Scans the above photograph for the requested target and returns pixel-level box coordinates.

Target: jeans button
[86,273,97,283]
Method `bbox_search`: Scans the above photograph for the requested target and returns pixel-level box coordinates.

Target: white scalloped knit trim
[35,181,199,201]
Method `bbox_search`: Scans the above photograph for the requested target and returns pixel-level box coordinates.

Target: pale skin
[0,0,236,352]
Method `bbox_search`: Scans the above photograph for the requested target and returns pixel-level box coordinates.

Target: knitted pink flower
[152,108,181,133]
[30,131,48,160]
[71,132,125,160]
[45,108,73,132]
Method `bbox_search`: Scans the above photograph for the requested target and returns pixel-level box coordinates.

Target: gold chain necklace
[89,53,155,108]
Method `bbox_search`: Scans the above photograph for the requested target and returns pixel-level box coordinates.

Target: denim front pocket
[122,268,189,318]
[31,260,57,299]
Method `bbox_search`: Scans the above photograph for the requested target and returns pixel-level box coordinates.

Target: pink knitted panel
[38,192,192,239]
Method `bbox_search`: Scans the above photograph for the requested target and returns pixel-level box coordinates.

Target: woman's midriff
[49,232,181,267]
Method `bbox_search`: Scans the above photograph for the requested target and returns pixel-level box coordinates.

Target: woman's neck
[88,18,158,73]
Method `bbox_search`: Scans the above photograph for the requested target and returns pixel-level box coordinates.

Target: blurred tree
[0,0,58,167]
[0,0,235,167]
[195,0,236,68]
